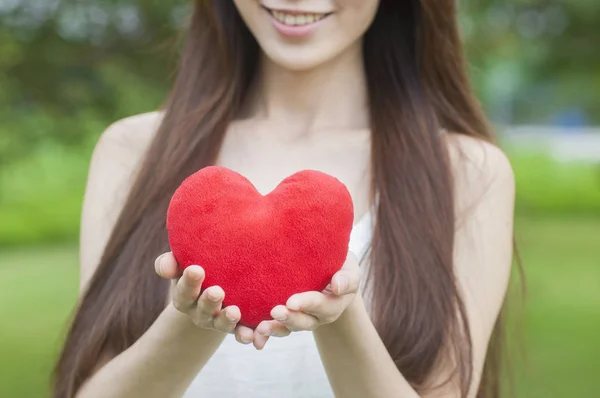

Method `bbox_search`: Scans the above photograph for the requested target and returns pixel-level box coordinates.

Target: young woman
[53,1,516,397]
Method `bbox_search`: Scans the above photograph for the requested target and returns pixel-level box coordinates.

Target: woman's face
[233,0,380,71]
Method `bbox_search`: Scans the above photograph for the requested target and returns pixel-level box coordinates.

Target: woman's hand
[154,252,255,345]
[253,251,361,350]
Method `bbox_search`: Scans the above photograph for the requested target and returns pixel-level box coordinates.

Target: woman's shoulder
[97,111,165,155]
[444,132,515,210]
[89,110,165,180]
[88,110,165,187]
[79,111,165,287]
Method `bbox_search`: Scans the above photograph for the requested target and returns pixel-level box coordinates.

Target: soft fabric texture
[183,210,375,398]
[166,166,354,327]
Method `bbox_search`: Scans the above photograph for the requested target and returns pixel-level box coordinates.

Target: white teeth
[270,10,327,26]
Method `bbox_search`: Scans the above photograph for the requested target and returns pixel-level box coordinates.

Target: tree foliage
[0,0,598,164]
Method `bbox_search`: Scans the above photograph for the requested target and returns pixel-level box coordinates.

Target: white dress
[183,210,375,398]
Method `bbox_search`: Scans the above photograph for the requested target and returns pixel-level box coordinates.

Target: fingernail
[189,266,202,281]
[225,312,237,322]
[207,291,221,302]
[287,298,301,311]
[156,254,166,273]
[337,276,348,295]
[272,309,287,322]
[241,336,251,344]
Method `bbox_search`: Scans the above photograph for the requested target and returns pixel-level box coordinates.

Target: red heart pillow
[166,166,354,328]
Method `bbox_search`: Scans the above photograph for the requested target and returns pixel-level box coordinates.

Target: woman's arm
[254,136,515,397]
[74,115,252,397]
[312,136,516,398]
[77,251,252,398]
[314,295,420,398]
[76,304,226,398]
[79,113,161,290]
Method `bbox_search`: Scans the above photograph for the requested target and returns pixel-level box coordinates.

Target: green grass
[0,144,91,246]
[0,246,79,398]
[0,217,599,398]
[509,149,600,216]
[511,217,600,398]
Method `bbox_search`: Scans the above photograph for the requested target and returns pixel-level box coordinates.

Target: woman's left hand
[253,251,361,350]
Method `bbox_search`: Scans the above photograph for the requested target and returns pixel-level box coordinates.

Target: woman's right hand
[154,252,255,345]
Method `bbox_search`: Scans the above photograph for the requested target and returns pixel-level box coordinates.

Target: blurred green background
[0,1,599,397]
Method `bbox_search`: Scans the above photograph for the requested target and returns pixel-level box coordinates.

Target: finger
[255,320,291,338]
[331,252,361,296]
[286,291,324,312]
[235,325,255,345]
[213,305,240,333]
[155,252,182,280]
[172,266,205,310]
[196,285,225,317]
[286,292,341,321]
[271,305,319,332]
[253,331,270,350]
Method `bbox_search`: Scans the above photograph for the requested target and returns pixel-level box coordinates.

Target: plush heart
[166,166,354,328]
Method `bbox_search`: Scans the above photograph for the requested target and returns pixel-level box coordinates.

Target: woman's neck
[246,43,369,134]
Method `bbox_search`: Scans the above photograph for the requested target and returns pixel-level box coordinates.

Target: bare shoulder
[79,111,164,290]
[90,111,164,188]
[444,132,515,212]
[96,111,164,156]
[431,135,516,398]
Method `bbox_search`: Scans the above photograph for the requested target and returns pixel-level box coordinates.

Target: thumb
[154,252,182,280]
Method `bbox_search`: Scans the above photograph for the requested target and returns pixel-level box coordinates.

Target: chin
[261,45,335,72]
[236,2,360,72]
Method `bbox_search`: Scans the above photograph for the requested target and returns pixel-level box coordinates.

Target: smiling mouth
[262,6,333,26]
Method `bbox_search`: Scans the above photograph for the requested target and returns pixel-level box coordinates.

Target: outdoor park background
[0,1,599,397]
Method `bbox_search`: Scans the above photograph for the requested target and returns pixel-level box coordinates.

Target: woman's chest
[217,122,373,215]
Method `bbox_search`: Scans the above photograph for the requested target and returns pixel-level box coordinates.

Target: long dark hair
[53,1,507,397]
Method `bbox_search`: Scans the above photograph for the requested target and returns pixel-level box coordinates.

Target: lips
[266,9,330,26]
[262,5,333,38]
